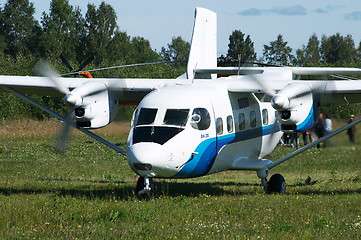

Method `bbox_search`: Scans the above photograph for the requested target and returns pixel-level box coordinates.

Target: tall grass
[0,120,360,239]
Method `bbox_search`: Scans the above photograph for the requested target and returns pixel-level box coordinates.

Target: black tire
[267,174,286,194]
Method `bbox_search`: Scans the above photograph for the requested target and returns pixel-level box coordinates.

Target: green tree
[161,36,190,65]
[0,0,40,57]
[84,2,118,64]
[130,36,159,63]
[357,41,361,66]
[227,30,256,63]
[105,31,133,64]
[263,34,294,66]
[40,0,83,60]
[296,34,321,67]
[320,33,357,66]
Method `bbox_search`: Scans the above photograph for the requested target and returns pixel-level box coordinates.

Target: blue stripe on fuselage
[174,123,280,178]
[295,105,314,132]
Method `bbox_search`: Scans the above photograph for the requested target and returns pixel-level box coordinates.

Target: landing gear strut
[136,176,154,197]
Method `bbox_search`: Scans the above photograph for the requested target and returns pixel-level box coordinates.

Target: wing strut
[267,117,361,170]
[5,87,126,155]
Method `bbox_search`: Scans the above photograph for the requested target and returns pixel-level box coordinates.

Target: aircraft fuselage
[126,82,283,179]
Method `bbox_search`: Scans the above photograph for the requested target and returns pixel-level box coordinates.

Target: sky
[1,0,361,58]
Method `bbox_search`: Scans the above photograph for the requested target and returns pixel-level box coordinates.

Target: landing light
[75,108,85,117]
[133,163,153,171]
[281,111,291,120]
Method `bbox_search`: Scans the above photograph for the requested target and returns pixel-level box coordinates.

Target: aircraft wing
[225,76,361,104]
[0,75,184,103]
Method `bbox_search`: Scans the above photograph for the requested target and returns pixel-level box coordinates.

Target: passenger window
[250,111,256,128]
[190,108,211,130]
[163,109,189,126]
[136,108,157,126]
[216,118,223,135]
[227,115,233,133]
[262,109,269,125]
[238,113,245,130]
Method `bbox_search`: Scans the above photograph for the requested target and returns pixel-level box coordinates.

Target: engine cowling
[271,82,314,132]
[64,81,118,129]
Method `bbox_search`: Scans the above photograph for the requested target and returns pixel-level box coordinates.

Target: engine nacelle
[271,83,314,132]
[65,81,118,129]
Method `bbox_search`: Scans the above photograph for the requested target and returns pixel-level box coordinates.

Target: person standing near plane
[314,113,326,148]
[324,114,332,146]
[347,115,356,143]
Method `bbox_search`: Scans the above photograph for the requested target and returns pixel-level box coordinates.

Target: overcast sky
[1,0,361,58]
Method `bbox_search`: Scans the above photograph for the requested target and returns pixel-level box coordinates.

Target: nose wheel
[136,176,154,198]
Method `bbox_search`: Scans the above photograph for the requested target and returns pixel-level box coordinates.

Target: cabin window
[163,109,189,126]
[238,113,245,130]
[216,118,223,135]
[262,109,269,125]
[250,111,256,128]
[227,115,233,133]
[136,108,157,126]
[190,108,211,130]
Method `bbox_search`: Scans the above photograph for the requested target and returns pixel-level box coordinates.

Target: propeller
[248,73,314,111]
[35,60,70,95]
[35,60,75,153]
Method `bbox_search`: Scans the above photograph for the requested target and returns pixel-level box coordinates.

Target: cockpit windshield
[163,109,189,126]
[136,108,157,126]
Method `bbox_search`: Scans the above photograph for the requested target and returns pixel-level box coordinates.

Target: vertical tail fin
[187,8,217,79]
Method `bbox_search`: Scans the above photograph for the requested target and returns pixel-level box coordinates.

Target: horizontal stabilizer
[196,67,263,75]
[288,67,361,75]
[197,66,361,76]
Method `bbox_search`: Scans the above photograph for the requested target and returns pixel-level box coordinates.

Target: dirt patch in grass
[0,119,131,138]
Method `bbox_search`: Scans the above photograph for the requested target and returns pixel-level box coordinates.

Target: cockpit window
[163,109,189,126]
[190,108,211,130]
[136,108,157,126]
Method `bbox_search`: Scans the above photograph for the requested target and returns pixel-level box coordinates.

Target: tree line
[0,0,360,120]
[224,30,361,119]
[0,0,189,120]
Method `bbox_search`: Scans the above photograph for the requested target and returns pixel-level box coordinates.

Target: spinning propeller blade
[35,60,74,153]
[249,74,277,97]
[54,109,73,153]
[35,60,70,95]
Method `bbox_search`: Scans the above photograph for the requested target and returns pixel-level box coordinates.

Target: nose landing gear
[136,176,155,198]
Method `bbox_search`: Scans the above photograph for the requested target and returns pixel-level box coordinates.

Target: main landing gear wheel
[136,176,154,199]
[267,174,286,194]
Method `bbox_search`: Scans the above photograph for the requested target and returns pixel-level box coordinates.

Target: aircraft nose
[127,143,178,177]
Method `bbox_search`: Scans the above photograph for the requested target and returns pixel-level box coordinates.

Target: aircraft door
[176,107,217,178]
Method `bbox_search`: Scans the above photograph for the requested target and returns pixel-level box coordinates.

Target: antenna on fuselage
[237,54,242,76]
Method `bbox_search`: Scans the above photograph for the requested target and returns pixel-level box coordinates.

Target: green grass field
[0,120,360,239]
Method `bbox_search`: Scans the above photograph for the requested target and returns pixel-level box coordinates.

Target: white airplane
[1,7,361,196]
